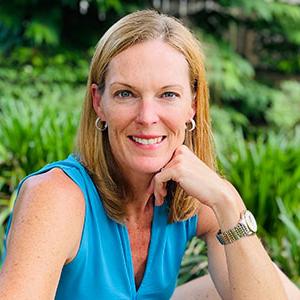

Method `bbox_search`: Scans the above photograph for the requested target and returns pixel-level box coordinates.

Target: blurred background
[0,0,299,287]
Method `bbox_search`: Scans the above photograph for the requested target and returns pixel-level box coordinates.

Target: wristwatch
[216,210,257,245]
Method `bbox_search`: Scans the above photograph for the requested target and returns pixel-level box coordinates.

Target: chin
[131,158,168,174]
[135,164,163,175]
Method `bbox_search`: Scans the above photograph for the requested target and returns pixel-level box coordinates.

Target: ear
[91,83,106,121]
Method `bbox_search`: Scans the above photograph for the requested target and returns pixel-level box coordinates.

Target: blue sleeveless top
[2,154,198,300]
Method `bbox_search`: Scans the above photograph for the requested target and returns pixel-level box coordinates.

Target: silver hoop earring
[95,117,107,131]
[186,118,196,132]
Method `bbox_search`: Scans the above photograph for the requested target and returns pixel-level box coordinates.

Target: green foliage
[0,94,82,175]
[177,238,208,286]
[266,81,300,130]
[0,0,148,52]
[219,0,300,44]
[211,105,249,142]
[266,198,300,286]
[196,31,286,127]
[0,47,89,80]
[95,0,123,13]
[0,59,86,194]
[24,18,60,46]
[0,192,16,260]
[217,129,300,234]
[189,0,300,129]
[202,34,254,99]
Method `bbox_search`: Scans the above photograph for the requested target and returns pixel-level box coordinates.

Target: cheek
[105,115,125,145]
[166,116,187,143]
[106,107,133,130]
[166,109,188,130]
[178,126,187,145]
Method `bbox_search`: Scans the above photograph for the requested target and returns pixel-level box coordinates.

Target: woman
[0,9,299,300]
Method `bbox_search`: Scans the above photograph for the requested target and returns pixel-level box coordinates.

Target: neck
[123,172,155,219]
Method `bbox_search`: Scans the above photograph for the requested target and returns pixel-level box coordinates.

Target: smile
[129,136,165,145]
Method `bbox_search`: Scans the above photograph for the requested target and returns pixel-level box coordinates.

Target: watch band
[216,210,257,245]
[216,223,248,245]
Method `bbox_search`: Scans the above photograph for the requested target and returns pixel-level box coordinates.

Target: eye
[162,91,179,99]
[114,90,133,98]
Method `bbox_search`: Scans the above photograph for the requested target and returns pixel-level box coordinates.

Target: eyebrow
[110,82,136,89]
[110,82,184,90]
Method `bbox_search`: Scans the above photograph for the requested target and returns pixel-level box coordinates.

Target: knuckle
[181,145,189,151]
[175,145,185,155]
[154,172,160,180]
[176,153,184,163]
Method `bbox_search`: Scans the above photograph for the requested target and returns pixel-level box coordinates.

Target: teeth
[131,136,163,145]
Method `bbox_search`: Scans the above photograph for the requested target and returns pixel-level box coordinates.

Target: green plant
[266,81,300,131]
[177,237,208,286]
[214,128,300,284]
[0,91,83,190]
[266,198,300,286]
[0,192,16,260]
[217,129,300,233]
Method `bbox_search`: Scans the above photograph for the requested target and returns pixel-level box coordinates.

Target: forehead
[105,40,190,87]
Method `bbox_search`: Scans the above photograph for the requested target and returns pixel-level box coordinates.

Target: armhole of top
[2,165,87,267]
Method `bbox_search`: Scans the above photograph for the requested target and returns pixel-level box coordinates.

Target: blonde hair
[76,9,216,224]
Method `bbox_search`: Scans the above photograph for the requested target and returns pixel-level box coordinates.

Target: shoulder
[16,167,85,224]
[22,167,82,194]
[20,167,84,209]
[7,167,85,256]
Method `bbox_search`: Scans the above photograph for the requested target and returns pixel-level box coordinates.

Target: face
[92,39,195,176]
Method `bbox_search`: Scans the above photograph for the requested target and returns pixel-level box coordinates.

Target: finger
[174,144,191,156]
[154,169,177,206]
[153,179,165,206]
[161,152,182,171]
[154,183,167,206]
[154,188,167,206]
[163,145,193,170]
[161,145,181,170]
[154,182,165,206]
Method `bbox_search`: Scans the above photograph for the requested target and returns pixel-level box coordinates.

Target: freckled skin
[124,200,154,289]
[94,40,195,179]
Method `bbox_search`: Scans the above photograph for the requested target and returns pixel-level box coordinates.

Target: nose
[135,98,159,126]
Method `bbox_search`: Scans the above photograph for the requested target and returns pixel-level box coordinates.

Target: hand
[152,145,241,209]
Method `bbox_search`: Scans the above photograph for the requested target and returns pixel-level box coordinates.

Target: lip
[128,134,166,149]
[128,134,166,139]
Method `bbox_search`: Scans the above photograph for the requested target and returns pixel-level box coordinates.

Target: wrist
[212,191,245,231]
[216,210,258,245]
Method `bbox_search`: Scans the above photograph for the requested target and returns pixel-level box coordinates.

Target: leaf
[24,19,59,46]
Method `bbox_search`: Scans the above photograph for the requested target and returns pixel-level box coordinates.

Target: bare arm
[0,168,85,299]
[198,188,288,300]
[197,204,230,299]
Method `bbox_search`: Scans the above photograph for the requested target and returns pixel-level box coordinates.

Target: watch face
[244,210,257,232]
